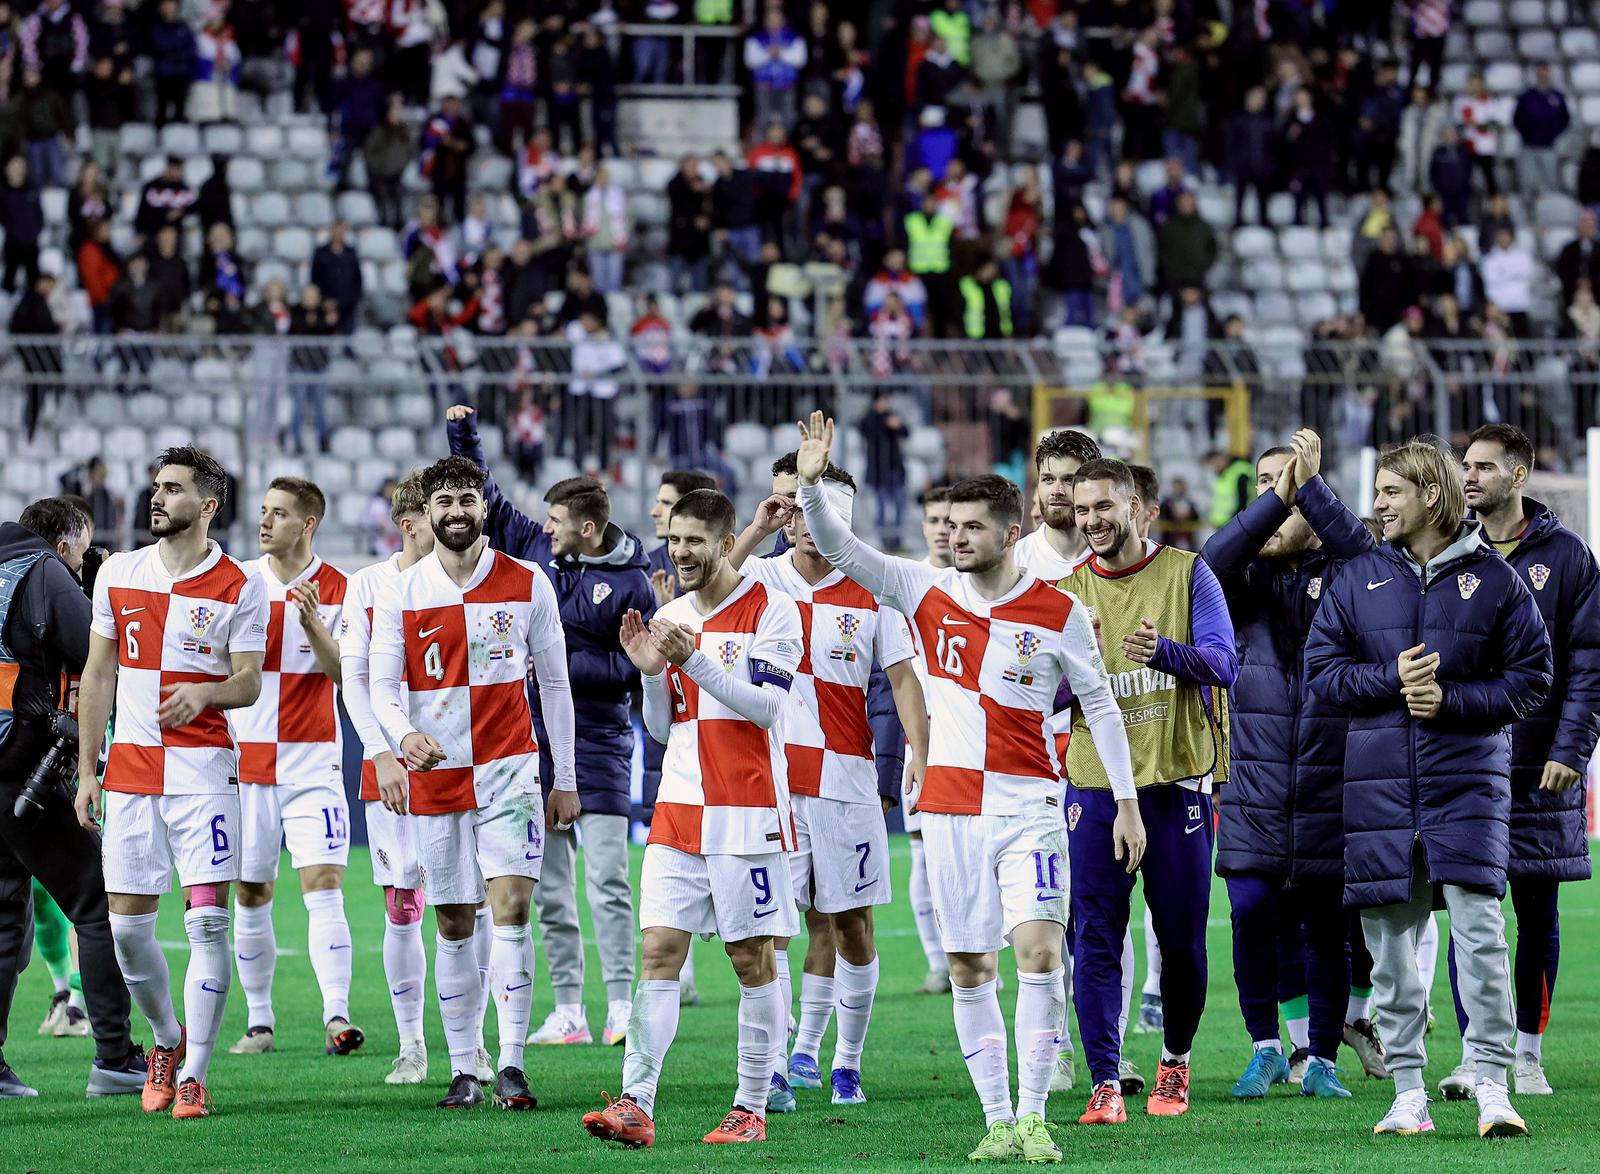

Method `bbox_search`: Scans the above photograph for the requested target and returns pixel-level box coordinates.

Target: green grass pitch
[3,840,1596,1171]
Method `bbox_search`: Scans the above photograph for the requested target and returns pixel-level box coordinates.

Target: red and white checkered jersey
[739,553,914,805]
[369,547,561,816]
[232,556,346,786]
[850,557,1107,817]
[91,543,269,796]
[1014,528,1092,584]
[651,576,804,855]
[339,553,405,803]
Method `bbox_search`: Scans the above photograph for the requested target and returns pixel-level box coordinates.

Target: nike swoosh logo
[419,624,445,639]
[210,854,232,866]
[329,943,352,951]
[1366,578,1393,591]
[120,605,144,616]
[940,614,970,626]
[753,906,777,918]
[506,981,532,992]
[237,952,262,962]
[525,852,542,861]
[840,1000,868,1010]
[201,981,226,994]
[963,1048,984,1060]
[440,992,467,1001]
[853,879,878,893]
[1183,823,1205,836]
[391,986,412,996]
[1036,891,1061,902]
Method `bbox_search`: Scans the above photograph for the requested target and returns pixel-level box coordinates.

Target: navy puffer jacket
[1492,500,1600,881]
[1305,524,1553,908]
[1202,476,1374,881]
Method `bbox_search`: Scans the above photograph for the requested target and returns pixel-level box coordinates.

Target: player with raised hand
[75,447,270,1120]
[229,478,362,1060]
[790,412,1141,1164]
[368,457,580,1112]
[582,488,804,1148]
[727,453,929,1111]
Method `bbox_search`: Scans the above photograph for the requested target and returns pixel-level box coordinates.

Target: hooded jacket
[1202,475,1373,880]
[1305,522,1552,907]
[1487,499,1600,881]
[448,414,656,815]
[0,522,90,777]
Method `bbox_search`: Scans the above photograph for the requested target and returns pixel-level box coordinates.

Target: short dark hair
[545,476,611,529]
[1127,463,1159,506]
[920,485,951,506]
[659,470,718,498]
[770,451,858,490]
[1073,458,1136,498]
[1468,423,1535,474]
[267,476,327,521]
[155,446,229,506]
[1257,444,1294,463]
[19,497,92,547]
[389,471,427,523]
[946,475,1023,528]
[1035,429,1102,470]
[420,455,487,501]
[669,488,737,537]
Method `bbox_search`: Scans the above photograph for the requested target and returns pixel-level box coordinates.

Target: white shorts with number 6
[789,794,890,913]
[413,771,544,906]
[638,843,800,942]
[238,779,351,883]
[101,789,242,895]
[921,809,1068,955]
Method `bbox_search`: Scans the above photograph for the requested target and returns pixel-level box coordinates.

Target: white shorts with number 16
[921,809,1069,955]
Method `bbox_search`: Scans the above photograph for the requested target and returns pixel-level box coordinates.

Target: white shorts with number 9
[638,843,800,942]
[101,789,243,895]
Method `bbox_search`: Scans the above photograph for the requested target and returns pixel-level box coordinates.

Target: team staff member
[1062,459,1238,1123]
[1436,424,1600,1100]
[0,499,145,1099]
[1305,439,1552,1140]
[448,406,656,1050]
[1202,430,1372,1100]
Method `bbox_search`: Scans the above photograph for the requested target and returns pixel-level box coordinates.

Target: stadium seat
[1463,0,1507,23]
[1484,62,1525,94]
[1536,193,1583,229]
[1561,27,1600,60]
[253,192,291,227]
[359,227,400,262]
[274,157,314,191]
[1474,29,1514,58]
[1296,291,1338,325]
[246,126,284,156]
[1243,259,1286,290]
[294,192,335,226]
[274,227,314,260]
[1254,291,1296,323]
[1517,29,1557,58]
[230,157,267,192]
[203,124,243,155]
[1278,227,1321,261]
[337,191,379,226]
[1506,0,1545,23]
[1231,226,1277,260]
[160,123,201,155]
[286,125,327,157]
[119,123,157,157]
[724,422,769,460]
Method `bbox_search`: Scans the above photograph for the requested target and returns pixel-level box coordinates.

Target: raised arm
[445,404,550,562]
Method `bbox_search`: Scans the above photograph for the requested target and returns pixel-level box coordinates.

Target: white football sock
[1516,1030,1543,1060]
[1142,905,1163,997]
[1059,933,1075,1052]
[794,970,835,1060]
[436,934,482,1077]
[621,979,680,1117]
[1162,1049,1191,1065]
[1117,928,1135,1043]
[303,889,352,1024]
[952,979,1013,1126]
[1416,914,1440,995]
[1347,990,1372,1021]
[382,917,426,1048]
[232,899,276,1029]
[1285,1011,1310,1050]
[774,947,792,1024]
[909,838,944,971]
[831,955,878,1072]
[681,946,696,986]
[491,923,534,1072]
[472,906,493,1047]
[178,907,231,1085]
[1016,967,1065,1118]
[735,978,783,1113]
[109,911,180,1049]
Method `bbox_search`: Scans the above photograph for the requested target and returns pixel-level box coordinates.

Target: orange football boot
[142,1029,186,1113]
[703,1106,767,1143]
[1147,1060,1191,1116]
[582,1093,656,1148]
[171,1077,212,1120]
[1079,1080,1128,1125]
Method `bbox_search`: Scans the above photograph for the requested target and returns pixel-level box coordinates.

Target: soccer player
[229,478,362,1058]
[581,487,803,1147]
[32,888,88,1035]
[75,447,270,1119]
[728,454,929,1109]
[1126,462,1166,1042]
[1305,439,1552,1139]
[1437,424,1599,1098]
[446,406,655,1051]
[1014,429,1101,581]
[906,487,953,996]
[1201,430,1372,1101]
[791,413,1141,1163]
[341,472,494,1085]
[369,456,580,1110]
[1061,458,1239,1123]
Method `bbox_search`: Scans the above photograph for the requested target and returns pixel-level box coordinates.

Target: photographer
[0,498,144,1097]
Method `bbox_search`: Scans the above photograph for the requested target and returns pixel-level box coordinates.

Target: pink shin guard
[188,883,226,909]
[385,887,426,925]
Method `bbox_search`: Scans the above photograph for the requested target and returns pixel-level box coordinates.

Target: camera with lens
[13,710,80,823]
[80,545,108,599]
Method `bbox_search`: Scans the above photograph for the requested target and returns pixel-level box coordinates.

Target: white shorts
[102,789,242,895]
[366,800,422,890]
[413,773,544,907]
[789,795,891,914]
[639,843,800,942]
[903,804,923,834]
[921,809,1069,955]
[238,779,351,883]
